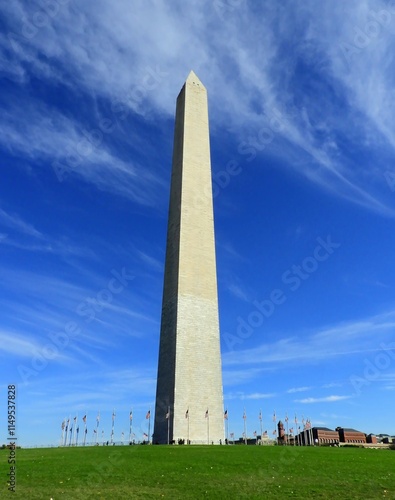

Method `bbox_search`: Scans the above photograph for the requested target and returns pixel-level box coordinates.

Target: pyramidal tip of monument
[186,70,206,89]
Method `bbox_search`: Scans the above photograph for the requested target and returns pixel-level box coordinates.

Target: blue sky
[1,0,395,446]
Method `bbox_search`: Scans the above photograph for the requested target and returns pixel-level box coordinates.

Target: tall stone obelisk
[153,71,224,444]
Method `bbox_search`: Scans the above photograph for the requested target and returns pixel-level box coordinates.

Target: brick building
[336,427,366,444]
[313,427,339,445]
[366,434,378,444]
[295,427,339,446]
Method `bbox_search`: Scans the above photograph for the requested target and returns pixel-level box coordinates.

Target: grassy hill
[2,444,394,499]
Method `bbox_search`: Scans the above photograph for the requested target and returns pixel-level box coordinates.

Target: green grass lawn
[2,445,394,499]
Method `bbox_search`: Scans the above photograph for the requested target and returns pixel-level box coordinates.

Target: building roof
[313,427,335,432]
[340,428,364,433]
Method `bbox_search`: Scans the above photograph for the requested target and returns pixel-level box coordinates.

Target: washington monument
[153,71,224,444]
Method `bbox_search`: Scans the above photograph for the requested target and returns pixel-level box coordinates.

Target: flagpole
[311,418,314,445]
[187,408,189,444]
[243,408,247,445]
[206,409,209,445]
[285,414,289,446]
[75,415,79,446]
[129,409,133,443]
[96,412,100,444]
[83,415,87,446]
[308,418,313,445]
[63,419,68,447]
[111,409,115,444]
[167,406,170,445]
[72,417,76,446]
[61,420,65,446]
[259,410,263,444]
[148,408,151,444]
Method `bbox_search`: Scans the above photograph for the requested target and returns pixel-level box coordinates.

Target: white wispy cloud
[322,382,343,389]
[0,329,70,363]
[225,391,275,401]
[0,207,43,238]
[287,386,312,394]
[222,309,395,369]
[228,283,249,302]
[222,367,266,386]
[243,392,275,400]
[1,1,395,214]
[295,395,351,404]
[0,329,44,357]
[0,99,161,204]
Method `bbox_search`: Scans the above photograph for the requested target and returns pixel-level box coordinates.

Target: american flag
[165,411,170,419]
[290,427,294,434]
[230,432,234,438]
[224,410,228,420]
[61,421,65,430]
[146,410,151,419]
[143,432,148,437]
[272,429,277,435]
[243,410,247,420]
[272,411,276,422]
[285,414,289,422]
[112,411,116,421]
[205,409,209,418]
[253,431,257,437]
[129,411,133,420]
[185,409,189,419]
[82,415,87,423]
[259,411,262,421]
